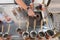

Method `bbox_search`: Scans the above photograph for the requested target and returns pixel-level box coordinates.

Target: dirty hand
[27,9,36,17]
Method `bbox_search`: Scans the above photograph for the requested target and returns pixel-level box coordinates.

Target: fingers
[28,9,35,17]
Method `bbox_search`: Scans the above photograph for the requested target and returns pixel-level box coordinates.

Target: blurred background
[0,0,60,40]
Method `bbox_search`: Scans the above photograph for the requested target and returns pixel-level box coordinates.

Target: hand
[30,3,34,9]
[27,9,35,17]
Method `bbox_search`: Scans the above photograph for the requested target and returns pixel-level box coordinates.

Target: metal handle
[18,19,21,29]
[26,19,29,31]
[0,25,4,37]
[34,19,36,30]
[2,25,4,33]
[7,24,11,33]
[40,20,43,30]
[3,24,11,38]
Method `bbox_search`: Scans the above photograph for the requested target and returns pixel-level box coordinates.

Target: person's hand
[27,9,35,17]
[30,3,34,9]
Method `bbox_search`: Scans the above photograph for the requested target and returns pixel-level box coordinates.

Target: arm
[15,0,35,16]
[15,0,28,11]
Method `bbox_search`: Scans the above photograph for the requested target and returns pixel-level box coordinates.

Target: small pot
[0,32,3,37]
[22,31,29,39]
[3,33,9,38]
[45,30,54,39]
[30,30,37,38]
[16,28,23,34]
[38,31,45,38]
